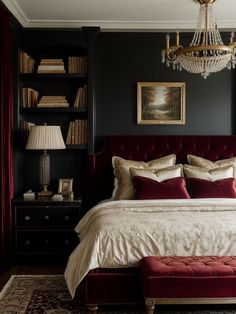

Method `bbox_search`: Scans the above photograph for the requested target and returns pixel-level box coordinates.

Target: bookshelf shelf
[66,144,87,150]
[19,73,87,80]
[20,107,87,114]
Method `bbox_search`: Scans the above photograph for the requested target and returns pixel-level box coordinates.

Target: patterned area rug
[1,275,236,314]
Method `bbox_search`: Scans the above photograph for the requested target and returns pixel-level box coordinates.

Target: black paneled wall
[94,32,234,151]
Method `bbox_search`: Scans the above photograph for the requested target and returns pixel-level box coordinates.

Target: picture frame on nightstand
[58,178,73,195]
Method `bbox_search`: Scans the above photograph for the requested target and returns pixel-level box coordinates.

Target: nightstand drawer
[15,206,80,227]
[16,230,79,253]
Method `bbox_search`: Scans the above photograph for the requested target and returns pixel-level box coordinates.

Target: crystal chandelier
[161,0,236,79]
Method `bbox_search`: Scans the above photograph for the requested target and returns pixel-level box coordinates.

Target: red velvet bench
[140,256,236,314]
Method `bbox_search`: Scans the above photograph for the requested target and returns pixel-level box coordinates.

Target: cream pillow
[112,154,176,200]
[183,164,234,181]
[130,164,183,182]
[187,154,236,178]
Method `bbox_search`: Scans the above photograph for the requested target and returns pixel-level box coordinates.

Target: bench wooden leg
[146,298,155,314]
[87,304,98,314]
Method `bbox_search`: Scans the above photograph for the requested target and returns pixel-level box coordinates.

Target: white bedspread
[64,198,236,297]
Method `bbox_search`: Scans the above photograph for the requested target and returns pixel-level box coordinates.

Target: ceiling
[2,0,236,31]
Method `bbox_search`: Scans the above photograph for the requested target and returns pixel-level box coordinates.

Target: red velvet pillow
[188,177,236,198]
[132,176,190,200]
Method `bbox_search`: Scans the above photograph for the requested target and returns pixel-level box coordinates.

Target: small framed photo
[58,178,73,195]
[137,82,185,125]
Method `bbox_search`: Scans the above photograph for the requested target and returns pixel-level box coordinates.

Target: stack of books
[21,88,39,107]
[20,51,35,73]
[66,119,87,145]
[73,85,87,108]
[37,95,69,108]
[37,59,65,73]
[68,56,87,73]
[23,190,35,200]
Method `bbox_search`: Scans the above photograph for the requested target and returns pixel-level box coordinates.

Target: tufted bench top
[140,256,236,312]
[142,256,236,278]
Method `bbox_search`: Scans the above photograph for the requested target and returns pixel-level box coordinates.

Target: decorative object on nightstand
[26,124,66,196]
[23,189,35,200]
[52,194,64,201]
[58,178,74,199]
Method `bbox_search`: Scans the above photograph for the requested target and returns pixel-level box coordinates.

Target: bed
[64,135,236,310]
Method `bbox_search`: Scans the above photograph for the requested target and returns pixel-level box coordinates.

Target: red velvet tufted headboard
[88,135,236,207]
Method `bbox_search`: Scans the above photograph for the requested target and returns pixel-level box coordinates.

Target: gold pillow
[112,154,176,200]
[187,154,236,178]
[130,164,183,182]
[183,164,234,181]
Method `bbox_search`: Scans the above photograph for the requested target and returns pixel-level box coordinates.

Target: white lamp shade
[26,125,66,150]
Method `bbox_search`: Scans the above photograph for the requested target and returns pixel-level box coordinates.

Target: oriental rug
[1,275,236,314]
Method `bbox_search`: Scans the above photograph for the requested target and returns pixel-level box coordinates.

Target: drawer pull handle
[64,215,70,221]
[64,240,70,245]
[44,215,50,220]
[24,216,30,221]
[25,240,31,245]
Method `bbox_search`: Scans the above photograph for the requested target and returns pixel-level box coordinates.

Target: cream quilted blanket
[64,198,236,297]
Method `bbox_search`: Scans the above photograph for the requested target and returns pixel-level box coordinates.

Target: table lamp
[26,124,66,196]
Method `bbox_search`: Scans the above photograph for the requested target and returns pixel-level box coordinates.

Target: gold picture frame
[137,82,186,125]
[58,178,73,194]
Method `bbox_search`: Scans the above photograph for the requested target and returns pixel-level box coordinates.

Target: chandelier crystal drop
[161,0,236,79]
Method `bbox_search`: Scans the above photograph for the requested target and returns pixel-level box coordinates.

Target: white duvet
[64,198,236,297]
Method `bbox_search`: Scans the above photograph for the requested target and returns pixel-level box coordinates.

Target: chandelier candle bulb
[166,33,170,50]
[231,32,234,43]
[176,30,180,46]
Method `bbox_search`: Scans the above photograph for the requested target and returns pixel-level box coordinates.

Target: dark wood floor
[0,264,65,291]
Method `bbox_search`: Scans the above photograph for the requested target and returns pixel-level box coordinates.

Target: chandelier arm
[175,44,233,56]
[197,0,216,4]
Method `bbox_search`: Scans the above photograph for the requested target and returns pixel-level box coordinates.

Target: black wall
[13,28,236,195]
[94,32,235,151]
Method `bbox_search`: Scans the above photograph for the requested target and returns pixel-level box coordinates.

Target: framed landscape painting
[137,82,185,124]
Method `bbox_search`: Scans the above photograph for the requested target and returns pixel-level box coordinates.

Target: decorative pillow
[187,154,236,178]
[188,177,236,198]
[133,176,190,200]
[130,164,183,182]
[112,154,176,200]
[183,164,234,181]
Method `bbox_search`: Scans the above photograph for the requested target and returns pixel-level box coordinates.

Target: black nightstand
[12,197,82,264]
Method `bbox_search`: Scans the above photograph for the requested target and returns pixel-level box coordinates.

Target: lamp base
[38,185,52,197]
[38,190,53,197]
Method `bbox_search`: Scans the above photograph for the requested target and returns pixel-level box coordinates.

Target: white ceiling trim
[2,0,28,27]
[12,19,236,31]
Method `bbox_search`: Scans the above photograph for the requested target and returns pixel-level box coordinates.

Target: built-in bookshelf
[19,49,88,146]
[16,37,89,198]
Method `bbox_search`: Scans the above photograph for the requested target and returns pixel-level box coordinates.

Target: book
[68,56,87,73]
[37,70,66,73]
[38,65,65,70]
[73,85,87,108]
[66,121,73,144]
[37,103,69,108]
[20,51,35,73]
[21,88,39,107]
